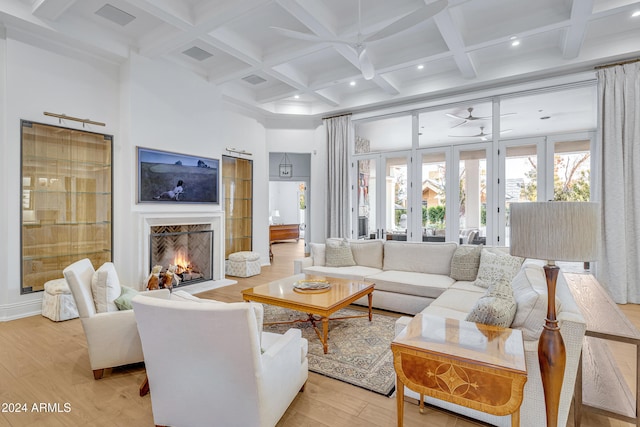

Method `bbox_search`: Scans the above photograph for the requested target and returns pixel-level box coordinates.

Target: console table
[565,273,640,426]
[392,314,527,426]
[269,224,299,261]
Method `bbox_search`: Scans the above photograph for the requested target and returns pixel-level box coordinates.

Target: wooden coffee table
[392,314,527,427]
[241,274,374,354]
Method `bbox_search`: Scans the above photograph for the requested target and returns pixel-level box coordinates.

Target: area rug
[262,305,396,396]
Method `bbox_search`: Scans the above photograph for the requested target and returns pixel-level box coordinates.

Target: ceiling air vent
[95,4,136,26]
[182,46,214,61]
[242,74,267,85]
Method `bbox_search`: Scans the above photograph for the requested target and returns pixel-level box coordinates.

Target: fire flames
[172,250,192,275]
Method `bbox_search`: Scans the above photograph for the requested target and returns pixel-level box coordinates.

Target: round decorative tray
[293,280,331,293]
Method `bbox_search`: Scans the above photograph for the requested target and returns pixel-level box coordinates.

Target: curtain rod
[594,57,640,70]
[322,112,352,121]
[44,112,105,127]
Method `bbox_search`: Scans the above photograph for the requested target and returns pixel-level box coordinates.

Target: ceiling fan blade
[358,47,376,80]
[363,0,448,43]
[270,27,347,44]
[446,112,466,120]
[450,120,467,128]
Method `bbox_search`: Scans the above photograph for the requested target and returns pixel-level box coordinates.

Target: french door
[354,151,410,240]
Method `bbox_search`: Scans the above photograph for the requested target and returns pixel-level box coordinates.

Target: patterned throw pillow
[474,250,524,289]
[466,275,517,327]
[325,238,356,267]
[450,244,483,281]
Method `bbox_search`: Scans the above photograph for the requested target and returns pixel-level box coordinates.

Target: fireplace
[149,224,213,288]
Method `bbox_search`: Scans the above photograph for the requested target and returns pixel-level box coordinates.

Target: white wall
[269,181,302,224]
[1,34,121,319]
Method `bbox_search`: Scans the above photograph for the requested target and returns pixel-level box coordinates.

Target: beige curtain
[325,115,352,238]
[596,62,640,303]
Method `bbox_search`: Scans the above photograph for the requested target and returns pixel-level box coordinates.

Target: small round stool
[226,251,261,278]
[41,278,79,321]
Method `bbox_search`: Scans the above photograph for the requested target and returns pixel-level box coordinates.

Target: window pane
[459,149,487,245]
[357,159,376,239]
[504,144,538,246]
[421,152,446,241]
[553,140,590,201]
[386,157,408,240]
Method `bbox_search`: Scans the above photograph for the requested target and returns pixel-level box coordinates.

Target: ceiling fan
[448,126,513,141]
[446,107,516,128]
[271,0,448,80]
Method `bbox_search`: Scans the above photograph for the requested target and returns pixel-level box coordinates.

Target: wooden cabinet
[21,121,113,294]
[222,155,253,259]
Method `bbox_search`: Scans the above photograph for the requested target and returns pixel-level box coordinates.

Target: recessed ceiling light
[511,40,520,46]
[417,64,424,70]
[632,10,640,17]
[510,35,518,40]
[294,95,300,99]
[350,81,356,86]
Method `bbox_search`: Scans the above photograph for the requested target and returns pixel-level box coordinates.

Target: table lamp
[509,201,599,427]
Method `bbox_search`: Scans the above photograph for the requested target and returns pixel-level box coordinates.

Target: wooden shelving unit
[20,121,112,293]
[222,155,253,259]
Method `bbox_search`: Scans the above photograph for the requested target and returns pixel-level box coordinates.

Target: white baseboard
[0,297,42,321]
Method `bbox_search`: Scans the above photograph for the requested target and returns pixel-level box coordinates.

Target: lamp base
[540,264,566,427]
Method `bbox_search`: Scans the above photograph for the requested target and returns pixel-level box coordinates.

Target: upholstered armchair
[132,293,309,427]
[63,258,170,379]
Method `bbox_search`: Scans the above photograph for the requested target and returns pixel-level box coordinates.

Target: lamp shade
[509,202,599,262]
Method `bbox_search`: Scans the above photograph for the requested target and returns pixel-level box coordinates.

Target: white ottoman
[41,278,79,321]
[226,251,261,278]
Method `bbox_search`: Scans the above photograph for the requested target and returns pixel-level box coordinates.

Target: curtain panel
[325,115,352,238]
[596,62,640,303]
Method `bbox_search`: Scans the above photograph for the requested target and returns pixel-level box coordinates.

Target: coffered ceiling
[1,0,639,118]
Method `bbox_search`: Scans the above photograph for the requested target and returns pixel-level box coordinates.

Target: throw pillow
[349,240,384,269]
[91,262,122,312]
[474,249,524,289]
[324,238,356,267]
[466,275,517,327]
[450,244,483,281]
[114,286,139,310]
[309,243,326,266]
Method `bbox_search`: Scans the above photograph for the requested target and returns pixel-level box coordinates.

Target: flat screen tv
[137,147,219,204]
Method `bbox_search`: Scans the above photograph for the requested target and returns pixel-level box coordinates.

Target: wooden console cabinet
[269,224,299,261]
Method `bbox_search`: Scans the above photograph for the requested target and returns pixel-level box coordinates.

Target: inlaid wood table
[392,314,527,427]
[241,274,374,354]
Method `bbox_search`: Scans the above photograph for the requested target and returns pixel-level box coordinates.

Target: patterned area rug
[262,305,396,396]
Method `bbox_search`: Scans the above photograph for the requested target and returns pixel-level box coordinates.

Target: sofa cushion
[450,244,483,281]
[114,285,139,311]
[91,262,121,313]
[466,276,517,327]
[383,241,458,275]
[349,240,384,269]
[511,263,556,341]
[303,265,382,281]
[325,239,356,267]
[428,288,483,314]
[309,243,326,266]
[365,270,454,299]
[474,249,524,289]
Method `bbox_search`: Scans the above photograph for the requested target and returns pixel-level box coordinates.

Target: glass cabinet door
[222,155,253,258]
[21,121,112,294]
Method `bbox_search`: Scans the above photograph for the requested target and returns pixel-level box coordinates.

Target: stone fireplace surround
[138,211,235,293]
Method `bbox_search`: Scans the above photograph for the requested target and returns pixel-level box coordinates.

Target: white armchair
[63,258,170,379]
[132,293,309,427]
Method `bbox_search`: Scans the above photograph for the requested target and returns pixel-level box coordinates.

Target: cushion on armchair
[91,262,122,312]
[114,286,139,310]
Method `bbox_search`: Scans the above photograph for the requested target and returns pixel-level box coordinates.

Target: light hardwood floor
[0,241,637,426]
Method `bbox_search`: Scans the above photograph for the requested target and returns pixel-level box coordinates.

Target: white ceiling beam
[32,0,77,21]
[267,63,340,106]
[432,8,476,79]
[275,0,398,94]
[562,0,594,59]
[127,0,194,28]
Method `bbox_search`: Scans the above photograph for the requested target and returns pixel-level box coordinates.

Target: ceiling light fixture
[632,10,640,17]
[417,64,424,70]
[511,39,521,46]
[350,81,356,86]
[294,95,300,99]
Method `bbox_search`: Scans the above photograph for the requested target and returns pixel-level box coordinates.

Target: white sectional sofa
[293,239,586,427]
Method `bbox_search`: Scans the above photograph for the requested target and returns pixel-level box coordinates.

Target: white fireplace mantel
[138,211,233,293]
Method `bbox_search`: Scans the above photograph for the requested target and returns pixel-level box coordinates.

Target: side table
[392,314,527,427]
[565,273,640,426]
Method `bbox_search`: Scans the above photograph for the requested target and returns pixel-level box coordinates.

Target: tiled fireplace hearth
[139,211,231,293]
